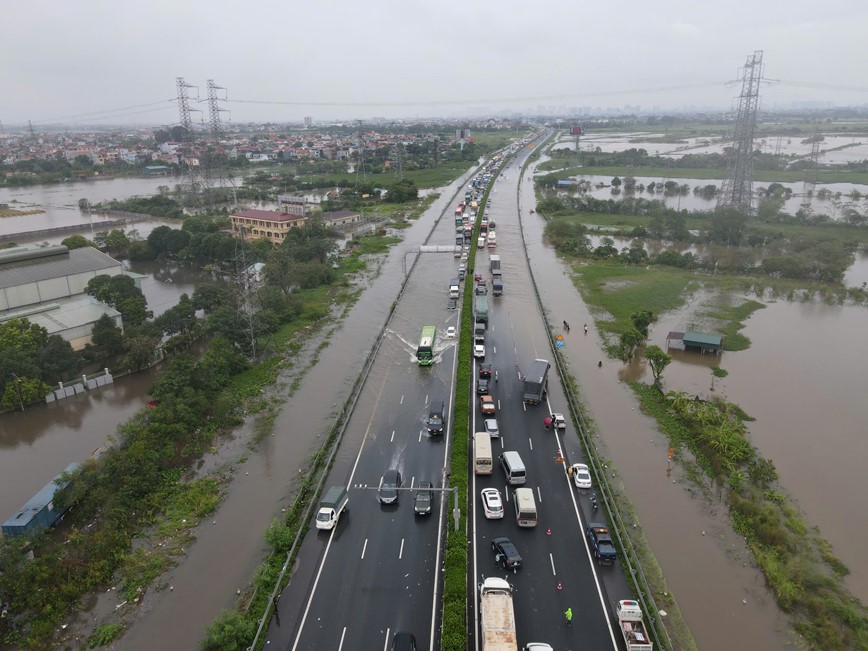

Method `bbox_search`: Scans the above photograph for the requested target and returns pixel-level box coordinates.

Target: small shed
[667,331,723,354]
[2,463,80,538]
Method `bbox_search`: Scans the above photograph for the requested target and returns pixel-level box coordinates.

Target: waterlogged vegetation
[632,385,868,649]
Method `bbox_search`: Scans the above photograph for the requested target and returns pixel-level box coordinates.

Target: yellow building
[231,209,307,244]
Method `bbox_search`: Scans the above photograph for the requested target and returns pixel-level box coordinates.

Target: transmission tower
[175,77,198,138]
[718,50,764,215]
[206,79,229,137]
[804,123,823,188]
[394,136,403,179]
[233,227,259,361]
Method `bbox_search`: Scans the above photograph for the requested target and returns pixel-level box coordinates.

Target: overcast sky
[2,0,867,128]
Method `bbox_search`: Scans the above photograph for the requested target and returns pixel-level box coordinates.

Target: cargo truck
[315,485,348,530]
[616,600,654,651]
[489,255,502,278]
[449,278,460,298]
[522,359,549,405]
[479,577,517,651]
[492,279,503,297]
[474,295,489,324]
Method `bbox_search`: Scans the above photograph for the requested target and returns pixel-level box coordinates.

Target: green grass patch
[351,234,402,255]
[711,366,728,378]
[705,299,765,351]
[87,623,123,648]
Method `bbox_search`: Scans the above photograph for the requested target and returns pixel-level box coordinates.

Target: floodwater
[517,160,794,649]
[549,173,868,219]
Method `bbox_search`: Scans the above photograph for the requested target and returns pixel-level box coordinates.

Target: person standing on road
[564,607,573,625]
[543,416,552,431]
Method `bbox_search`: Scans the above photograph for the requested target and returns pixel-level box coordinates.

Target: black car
[378,469,402,504]
[479,363,493,379]
[491,537,522,569]
[426,400,445,434]
[414,482,433,515]
[446,299,457,310]
[476,378,490,395]
[392,631,417,651]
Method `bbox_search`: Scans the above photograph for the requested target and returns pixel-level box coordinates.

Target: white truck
[617,600,654,651]
[479,577,517,651]
[315,485,348,530]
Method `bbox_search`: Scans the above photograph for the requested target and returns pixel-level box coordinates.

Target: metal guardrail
[247,164,485,651]
[514,133,673,651]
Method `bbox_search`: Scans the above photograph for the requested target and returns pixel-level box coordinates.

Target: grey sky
[3,0,867,126]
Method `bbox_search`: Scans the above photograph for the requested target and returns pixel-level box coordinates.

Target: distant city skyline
[2,0,867,128]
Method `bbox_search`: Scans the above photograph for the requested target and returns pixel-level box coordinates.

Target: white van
[500,450,526,485]
[477,236,486,249]
[513,487,537,527]
[474,432,493,475]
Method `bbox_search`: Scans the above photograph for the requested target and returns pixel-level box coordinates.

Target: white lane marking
[399,538,405,560]
[338,628,347,650]
[550,553,557,575]
[390,430,395,443]
[410,477,415,489]
[493,345,496,354]
[537,486,543,503]
[382,629,390,651]
[528,438,533,451]
[361,539,368,559]
[400,394,404,405]
[419,429,423,443]
[497,399,501,410]
[504,486,510,502]
[425,394,428,404]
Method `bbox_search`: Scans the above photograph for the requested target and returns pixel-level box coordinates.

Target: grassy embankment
[565,259,868,649]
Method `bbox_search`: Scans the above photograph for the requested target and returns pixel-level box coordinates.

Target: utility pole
[233,227,258,361]
[718,50,764,216]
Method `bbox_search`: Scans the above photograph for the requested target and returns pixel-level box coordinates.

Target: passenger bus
[416,325,437,366]
[474,432,493,474]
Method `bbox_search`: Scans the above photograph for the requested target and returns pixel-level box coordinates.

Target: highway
[267,137,639,651]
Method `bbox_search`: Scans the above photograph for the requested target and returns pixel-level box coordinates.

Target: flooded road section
[638,299,868,605]
[116,170,479,650]
[515,164,792,649]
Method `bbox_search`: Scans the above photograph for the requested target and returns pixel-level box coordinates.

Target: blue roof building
[2,463,80,538]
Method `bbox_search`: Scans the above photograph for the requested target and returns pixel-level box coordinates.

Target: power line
[34,100,175,124]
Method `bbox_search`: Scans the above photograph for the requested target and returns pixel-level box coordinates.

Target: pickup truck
[586,522,617,565]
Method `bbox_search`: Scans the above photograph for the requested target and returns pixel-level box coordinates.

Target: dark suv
[392,632,417,651]
[491,536,522,569]
[378,469,402,504]
[414,482,433,515]
[476,378,490,395]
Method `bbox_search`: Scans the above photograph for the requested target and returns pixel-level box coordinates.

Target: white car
[474,344,485,359]
[551,413,567,430]
[481,488,504,519]
[446,326,456,338]
[571,463,592,489]
[483,418,500,439]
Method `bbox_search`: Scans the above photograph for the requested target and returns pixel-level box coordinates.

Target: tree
[122,335,159,371]
[1,375,50,410]
[155,294,198,337]
[61,234,96,250]
[85,274,152,326]
[91,314,127,357]
[35,335,82,384]
[645,345,672,386]
[709,207,747,245]
[104,229,131,257]
[192,283,233,313]
[611,177,622,188]
[630,310,654,338]
[203,609,255,651]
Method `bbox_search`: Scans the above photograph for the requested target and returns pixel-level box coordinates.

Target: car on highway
[475,283,486,295]
[474,272,483,282]
[480,395,496,415]
[480,487,504,519]
[479,363,493,378]
[414,482,433,515]
[483,418,500,439]
[392,631,417,651]
[491,536,522,569]
[586,522,618,565]
[551,412,567,429]
[378,469,402,504]
[446,326,456,338]
[446,299,457,310]
[474,344,485,358]
[571,463,592,489]
[476,378,490,395]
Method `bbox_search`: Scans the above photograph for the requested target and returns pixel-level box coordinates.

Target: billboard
[570,126,584,136]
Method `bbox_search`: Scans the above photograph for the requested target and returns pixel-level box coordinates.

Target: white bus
[474,432,493,475]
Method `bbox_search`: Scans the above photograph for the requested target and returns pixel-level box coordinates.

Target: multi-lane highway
[267,138,639,651]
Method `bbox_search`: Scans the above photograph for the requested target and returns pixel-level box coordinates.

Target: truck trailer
[522,359,549,405]
[474,295,489,324]
[489,254,502,278]
[479,577,517,651]
[315,485,348,531]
